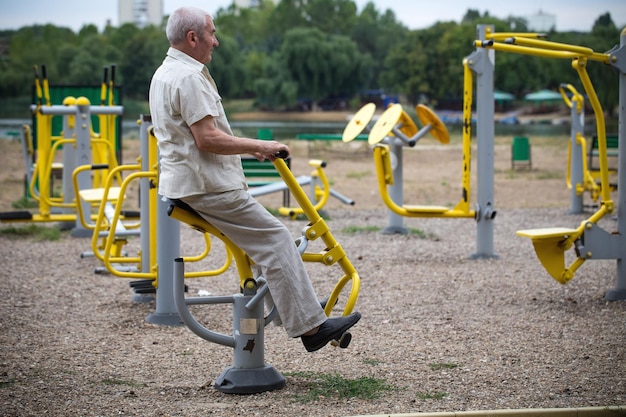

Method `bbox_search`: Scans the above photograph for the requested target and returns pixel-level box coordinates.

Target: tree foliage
[0,1,622,114]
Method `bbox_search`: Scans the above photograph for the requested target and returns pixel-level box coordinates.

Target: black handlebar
[274,150,289,159]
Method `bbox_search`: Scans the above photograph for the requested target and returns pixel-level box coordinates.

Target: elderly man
[148,6,360,352]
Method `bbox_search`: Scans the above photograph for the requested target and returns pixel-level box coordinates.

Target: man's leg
[182,191,327,337]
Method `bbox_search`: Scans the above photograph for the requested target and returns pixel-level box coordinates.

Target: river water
[0,116,614,142]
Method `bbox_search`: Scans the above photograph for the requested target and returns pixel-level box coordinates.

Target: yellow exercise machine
[0,66,124,237]
[168,153,360,317]
[343,71,475,224]
[86,120,227,297]
[167,151,361,393]
[475,33,617,285]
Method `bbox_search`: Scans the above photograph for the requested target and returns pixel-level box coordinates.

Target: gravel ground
[0,204,624,416]
[0,132,624,416]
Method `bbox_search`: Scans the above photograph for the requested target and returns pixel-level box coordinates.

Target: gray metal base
[145,312,184,326]
[215,365,286,394]
[469,252,500,260]
[133,294,155,304]
[605,288,626,301]
[70,227,94,238]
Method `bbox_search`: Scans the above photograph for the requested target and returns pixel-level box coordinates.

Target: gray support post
[145,193,183,325]
[215,282,286,394]
[382,138,408,234]
[71,99,95,237]
[569,97,585,214]
[173,259,285,394]
[606,28,626,301]
[470,24,497,259]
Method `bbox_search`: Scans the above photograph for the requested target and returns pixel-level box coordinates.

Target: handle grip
[274,150,289,159]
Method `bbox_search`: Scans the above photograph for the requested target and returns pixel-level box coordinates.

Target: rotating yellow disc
[368,103,402,145]
[416,104,450,144]
[397,108,418,138]
[342,102,376,142]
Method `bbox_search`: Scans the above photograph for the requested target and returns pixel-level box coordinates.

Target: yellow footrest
[404,205,449,214]
[517,227,578,284]
[516,227,577,240]
[79,187,122,203]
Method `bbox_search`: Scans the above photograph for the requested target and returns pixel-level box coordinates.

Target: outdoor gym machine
[343,101,471,233]
[167,153,361,394]
[476,27,626,300]
[247,159,355,219]
[0,95,124,235]
[87,116,227,317]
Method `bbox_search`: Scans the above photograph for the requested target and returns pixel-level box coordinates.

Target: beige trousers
[182,190,327,338]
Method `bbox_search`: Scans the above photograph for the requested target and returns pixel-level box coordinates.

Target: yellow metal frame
[3,70,122,224]
[169,157,361,318]
[88,126,228,290]
[369,60,476,219]
[277,159,330,218]
[476,33,614,283]
[561,84,602,202]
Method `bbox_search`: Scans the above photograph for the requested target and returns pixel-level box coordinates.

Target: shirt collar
[166,47,206,73]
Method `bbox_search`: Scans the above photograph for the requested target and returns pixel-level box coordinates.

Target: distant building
[234,0,262,7]
[527,10,556,32]
[119,0,163,28]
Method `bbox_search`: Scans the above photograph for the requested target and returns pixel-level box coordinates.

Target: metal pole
[145,194,183,325]
[71,98,94,238]
[606,28,626,301]
[471,24,497,259]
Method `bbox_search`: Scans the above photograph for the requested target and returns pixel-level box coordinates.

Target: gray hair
[166,7,211,45]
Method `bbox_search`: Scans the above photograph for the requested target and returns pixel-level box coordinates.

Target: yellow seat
[79,187,122,203]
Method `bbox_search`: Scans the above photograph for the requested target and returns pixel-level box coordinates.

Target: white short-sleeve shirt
[149,47,246,198]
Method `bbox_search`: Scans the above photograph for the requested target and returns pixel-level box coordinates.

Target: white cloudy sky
[0,0,624,32]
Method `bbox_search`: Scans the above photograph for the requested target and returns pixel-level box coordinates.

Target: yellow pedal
[416,104,450,144]
[369,104,420,145]
[342,102,376,142]
[403,205,449,214]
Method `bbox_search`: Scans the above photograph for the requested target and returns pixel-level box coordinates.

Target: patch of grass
[429,363,459,371]
[416,391,448,400]
[362,358,382,366]
[0,224,61,241]
[407,227,439,240]
[0,379,16,388]
[535,170,564,180]
[340,225,381,234]
[286,371,396,402]
[101,378,146,387]
[346,170,371,180]
[11,196,38,209]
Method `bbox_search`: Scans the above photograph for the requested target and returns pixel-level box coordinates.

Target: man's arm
[189,115,289,161]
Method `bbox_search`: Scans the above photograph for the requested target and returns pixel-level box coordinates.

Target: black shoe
[319,296,338,310]
[301,312,361,352]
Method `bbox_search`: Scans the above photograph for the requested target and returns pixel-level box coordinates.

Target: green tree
[118,25,168,99]
[209,33,248,98]
[277,27,368,105]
